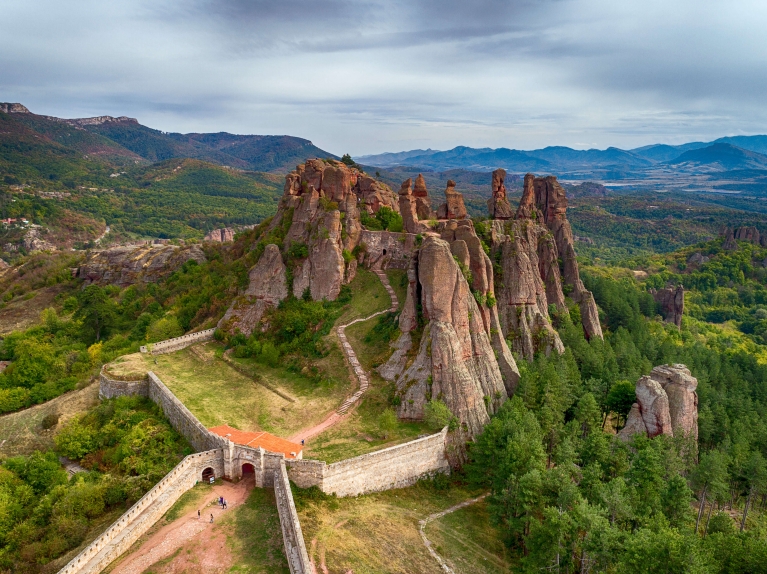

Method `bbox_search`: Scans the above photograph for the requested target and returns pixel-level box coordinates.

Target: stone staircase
[335,270,398,415]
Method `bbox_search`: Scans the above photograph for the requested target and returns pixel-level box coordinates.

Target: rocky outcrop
[392,237,508,453]
[413,174,433,220]
[687,252,710,266]
[651,285,684,328]
[357,176,399,215]
[204,228,235,243]
[22,227,55,252]
[486,169,513,220]
[398,178,420,234]
[79,244,206,287]
[0,103,30,114]
[618,364,698,442]
[436,180,468,220]
[218,244,288,336]
[720,225,767,249]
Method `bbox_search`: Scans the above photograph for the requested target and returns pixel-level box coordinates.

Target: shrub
[41,413,60,430]
[379,408,397,439]
[424,400,457,431]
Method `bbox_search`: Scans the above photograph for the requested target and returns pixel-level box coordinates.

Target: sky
[2,0,767,155]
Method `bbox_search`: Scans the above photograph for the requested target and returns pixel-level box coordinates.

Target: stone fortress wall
[274,460,313,574]
[64,354,449,574]
[58,450,224,574]
[139,327,216,355]
[287,427,450,497]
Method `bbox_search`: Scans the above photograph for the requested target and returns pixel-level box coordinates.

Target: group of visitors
[197,496,228,523]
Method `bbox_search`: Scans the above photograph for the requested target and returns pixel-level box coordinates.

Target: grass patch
[424,499,512,573]
[295,477,490,574]
[344,312,398,371]
[223,487,290,573]
[303,373,430,463]
[336,268,390,324]
[164,482,214,522]
[148,343,342,437]
[103,352,149,379]
[386,268,408,311]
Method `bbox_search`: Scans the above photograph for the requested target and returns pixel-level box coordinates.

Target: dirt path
[419,493,489,573]
[288,269,397,445]
[110,477,255,574]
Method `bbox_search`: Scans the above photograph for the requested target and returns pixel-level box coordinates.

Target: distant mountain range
[0,103,334,173]
[357,137,767,179]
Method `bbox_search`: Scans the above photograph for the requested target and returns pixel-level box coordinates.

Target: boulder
[618,364,698,442]
[436,180,467,220]
[204,228,235,243]
[357,176,399,215]
[79,243,206,287]
[687,252,710,266]
[218,244,288,335]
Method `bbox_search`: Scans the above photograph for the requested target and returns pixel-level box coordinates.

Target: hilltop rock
[413,174,433,220]
[357,176,399,215]
[436,180,467,220]
[0,103,30,114]
[487,168,513,220]
[204,228,235,243]
[79,243,206,287]
[619,364,698,441]
[218,244,287,335]
[651,285,684,328]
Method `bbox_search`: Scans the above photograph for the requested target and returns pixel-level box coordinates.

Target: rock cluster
[721,225,767,249]
[618,364,698,441]
[204,228,235,243]
[218,244,287,335]
[79,243,206,287]
[413,174,433,220]
[490,173,602,359]
[651,285,684,328]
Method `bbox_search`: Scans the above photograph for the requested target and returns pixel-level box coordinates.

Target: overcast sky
[2,0,766,155]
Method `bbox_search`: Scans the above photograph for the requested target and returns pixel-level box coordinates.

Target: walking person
[210,513,214,523]
[197,509,200,520]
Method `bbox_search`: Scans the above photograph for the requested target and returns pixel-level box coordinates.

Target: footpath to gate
[289,269,398,444]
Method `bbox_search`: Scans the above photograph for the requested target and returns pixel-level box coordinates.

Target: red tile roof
[208,424,303,459]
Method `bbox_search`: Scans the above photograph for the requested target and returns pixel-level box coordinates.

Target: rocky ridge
[219,158,604,462]
[79,243,206,287]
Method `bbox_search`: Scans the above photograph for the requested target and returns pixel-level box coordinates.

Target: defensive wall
[73,360,450,574]
[287,427,450,497]
[139,327,216,354]
[274,460,313,574]
[58,449,224,574]
[360,230,418,270]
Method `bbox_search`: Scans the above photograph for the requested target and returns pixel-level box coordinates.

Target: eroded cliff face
[79,243,206,287]
[387,236,510,460]
[217,244,287,336]
[490,172,603,359]
[618,364,698,442]
[651,285,684,328]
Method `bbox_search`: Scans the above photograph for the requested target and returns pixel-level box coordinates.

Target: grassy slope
[424,499,512,573]
[0,380,99,456]
[133,343,343,437]
[294,480,501,574]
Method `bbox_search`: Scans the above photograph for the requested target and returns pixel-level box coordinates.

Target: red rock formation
[436,180,468,220]
[218,244,288,336]
[487,168,513,220]
[413,173,433,220]
[398,178,420,234]
[394,237,509,458]
[651,285,684,328]
[204,228,235,243]
[357,176,399,215]
[619,364,698,442]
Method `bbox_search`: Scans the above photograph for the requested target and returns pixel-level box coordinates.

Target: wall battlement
[139,327,216,355]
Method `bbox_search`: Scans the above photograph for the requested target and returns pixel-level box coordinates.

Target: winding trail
[289,269,398,444]
[419,493,489,573]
